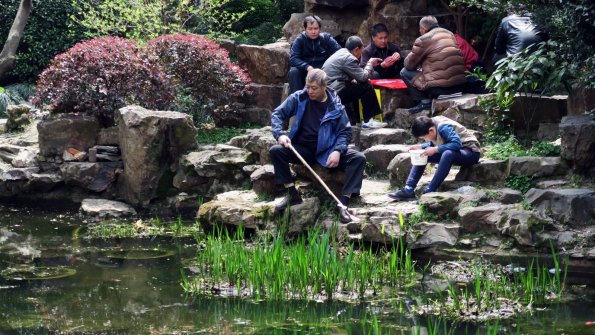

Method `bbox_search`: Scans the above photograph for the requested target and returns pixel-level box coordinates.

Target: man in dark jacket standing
[401,16,467,114]
[322,36,386,128]
[359,23,404,79]
[288,15,341,93]
[270,69,366,223]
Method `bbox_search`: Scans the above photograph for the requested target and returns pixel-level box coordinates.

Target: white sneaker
[362,119,387,129]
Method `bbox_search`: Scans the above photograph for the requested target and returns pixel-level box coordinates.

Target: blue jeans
[405,148,480,193]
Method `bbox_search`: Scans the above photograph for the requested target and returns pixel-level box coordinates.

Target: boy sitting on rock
[388,115,481,201]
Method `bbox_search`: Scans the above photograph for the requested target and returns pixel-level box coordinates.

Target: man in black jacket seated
[288,15,341,93]
[359,23,404,79]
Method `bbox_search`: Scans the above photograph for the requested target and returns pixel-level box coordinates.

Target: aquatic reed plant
[426,317,455,335]
[433,249,567,321]
[182,225,418,301]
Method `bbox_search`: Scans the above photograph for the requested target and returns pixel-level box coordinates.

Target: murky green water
[1,204,594,334]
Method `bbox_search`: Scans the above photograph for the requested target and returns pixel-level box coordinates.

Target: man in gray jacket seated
[322,36,386,129]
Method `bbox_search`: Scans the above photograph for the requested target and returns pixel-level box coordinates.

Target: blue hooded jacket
[271,87,352,167]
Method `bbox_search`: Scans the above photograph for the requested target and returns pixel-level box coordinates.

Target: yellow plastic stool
[358,88,383,122]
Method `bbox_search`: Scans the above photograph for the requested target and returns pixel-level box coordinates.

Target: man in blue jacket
[270,69,366,223]
[288,15,341,93]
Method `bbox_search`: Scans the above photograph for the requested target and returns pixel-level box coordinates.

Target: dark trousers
[405,148,480,193]
[337,82,381,124]
[400,68,464,103]
[269,143,366,195]
[288,67,307,93]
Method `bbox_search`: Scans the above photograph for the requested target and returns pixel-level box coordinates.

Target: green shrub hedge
[0,0,88,84]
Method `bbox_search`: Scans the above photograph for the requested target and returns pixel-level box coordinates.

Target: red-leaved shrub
[143,34,251,124]
[33,37,174,125]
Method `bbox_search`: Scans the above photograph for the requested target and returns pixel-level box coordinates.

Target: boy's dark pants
[269,143,366,195]
[405,148,480,193]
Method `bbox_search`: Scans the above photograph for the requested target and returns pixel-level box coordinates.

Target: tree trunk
[0,0,33,80]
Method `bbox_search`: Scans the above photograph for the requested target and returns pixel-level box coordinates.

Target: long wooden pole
[288,144,344,208]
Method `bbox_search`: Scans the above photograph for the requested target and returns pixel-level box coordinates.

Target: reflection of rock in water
[0,228,41,259]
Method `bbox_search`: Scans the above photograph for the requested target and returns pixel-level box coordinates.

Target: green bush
[527,141,560,157]
[530,0,595,89]
[277,0,303,21]
[226,0,281,32]
[485,136,561,160]
[235,22,283,45]
[0,0,88,84]
[505,175,535,194]
[0,83,35,117]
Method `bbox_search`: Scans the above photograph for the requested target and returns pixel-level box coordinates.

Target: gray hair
[306,69,328,87]
[345,36,363,51]
[419,16,438,29]
[303,15,322,29]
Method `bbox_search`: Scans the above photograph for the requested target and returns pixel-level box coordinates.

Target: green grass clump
[484,136,561,160]
[85,216,200,239]
[505,175,535,194]
[182,224,417,301]
[196,126,247,144]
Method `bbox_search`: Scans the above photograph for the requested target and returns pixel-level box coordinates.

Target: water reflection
[1,206,594,334]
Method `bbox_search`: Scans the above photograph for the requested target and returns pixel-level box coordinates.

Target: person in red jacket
[453,33,478,71]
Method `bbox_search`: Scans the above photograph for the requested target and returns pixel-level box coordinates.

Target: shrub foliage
[33,34,251,126]
[143,34,251,124]
[32,37,174,125]
[0,0,88,83]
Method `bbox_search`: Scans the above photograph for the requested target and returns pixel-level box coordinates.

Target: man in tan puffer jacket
[401,16,467,114]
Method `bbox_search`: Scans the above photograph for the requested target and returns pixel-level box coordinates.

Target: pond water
[1,204,594,335]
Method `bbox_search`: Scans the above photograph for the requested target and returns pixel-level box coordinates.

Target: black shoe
[337,205,359,223]
[408,102,431,114]
[387,189,416,201]
[274,193,303,213]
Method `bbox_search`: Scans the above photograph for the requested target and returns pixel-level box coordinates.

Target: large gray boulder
[116,106,197,206]
[508,156,567,178]
[37,115,100,157]
[407,222,459,249]
[419,192,467,218]
[559,114,595,171]
[458,203,514,234]
[525,188,595,228]
[197,190,320,234]
[0,144,37,168]
[245,84,284,111]
[250,164,277,195]
[459,203,554,247]
[360,128,412,150]
[227,127,277,165]
[60,162,123,193]
[455,159,508,184]
[387,152,412,186]
[236,41,290,85]
[174,145,256,197]
[363,144,410,173]
[80,198,137,220]
[384,108,429,130]
[361,217,404,244]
